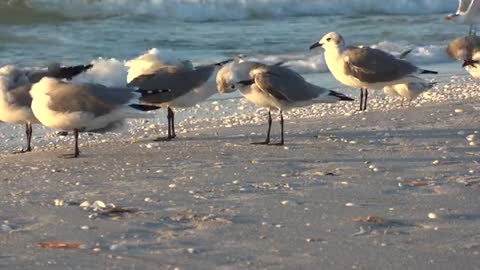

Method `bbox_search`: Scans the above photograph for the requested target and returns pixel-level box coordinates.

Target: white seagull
[0,65,39,153]
[216,60,354,145]
[446,0,480,35]
[29,77,167,158]
[310,32,438,111]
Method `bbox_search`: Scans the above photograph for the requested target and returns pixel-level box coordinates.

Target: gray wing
[47,82,135,117]
[343,47,418,83]
[8,84,33,107]
[253,65,325,102]
[128,65,214,104]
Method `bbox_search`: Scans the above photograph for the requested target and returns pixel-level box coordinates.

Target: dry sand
[0,74,480,269]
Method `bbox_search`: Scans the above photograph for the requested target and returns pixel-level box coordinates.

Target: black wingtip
[398,48,413,59]
[237,79,255,86]
[58,64,94,80]
[329,91,354,101]
[129,104,161,111]
[214,58,234,66]
[421,69,438,75]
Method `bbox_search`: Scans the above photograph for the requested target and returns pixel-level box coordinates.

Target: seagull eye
[327,38,332,42]
[230,85,235,89]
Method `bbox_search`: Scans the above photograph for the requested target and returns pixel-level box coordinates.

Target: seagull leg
[62,129,80,158]
[252,110,272,145]
[170,107,176,139]
[271,111,285,146]
[154,107,175,141]
[363,88,369,111]
[13,123,33,154]
[400,97,404,107]
[359,88,364,111]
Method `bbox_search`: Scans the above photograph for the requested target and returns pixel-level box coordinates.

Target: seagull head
[310,32,345,51]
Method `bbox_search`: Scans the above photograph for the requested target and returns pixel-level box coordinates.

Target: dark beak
[309,42,322,50]
[462,59,479,68]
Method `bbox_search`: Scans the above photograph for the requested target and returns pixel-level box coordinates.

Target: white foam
[72,58,127,87]
[17,0,456,21]
[126,48,189,83]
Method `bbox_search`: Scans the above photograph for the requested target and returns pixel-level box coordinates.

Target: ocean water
[0,0,468,89]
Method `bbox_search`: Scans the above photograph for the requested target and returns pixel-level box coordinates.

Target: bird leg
[363,88,369,111]
[12,123,33,154]
[271,111,285,146]
[400,97,405,107]
[169,107,176,139]
[359,88,364,111]
[62,129,80,158]
[154,107,175,141]
[252,110,272,145]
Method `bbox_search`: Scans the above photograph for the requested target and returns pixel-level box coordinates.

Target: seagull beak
[445,14,458,21]
[237,79,255,86]
[309,42,322,50]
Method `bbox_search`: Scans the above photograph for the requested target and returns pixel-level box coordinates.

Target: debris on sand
[37,241,83,249]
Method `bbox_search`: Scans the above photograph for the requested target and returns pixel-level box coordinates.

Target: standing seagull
[0,65,39,153]
[127,59,232,141]
[217,60,354,145]
[310,32,438,111]
[29,78,166,158]
[446,0,480,35]
[447,35,480,69]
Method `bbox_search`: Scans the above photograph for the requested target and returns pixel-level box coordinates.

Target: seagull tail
[128,104,161,111]
[58,64,94,80]
[420,69,438,75]
[328,90,354,101]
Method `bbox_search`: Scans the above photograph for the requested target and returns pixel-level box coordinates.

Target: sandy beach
[0,72,479,269]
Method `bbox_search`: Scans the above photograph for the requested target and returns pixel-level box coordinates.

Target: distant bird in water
[29,78,167,158]
[217,60,353,145]
[446,0,480,36]
[310,32,438,111]
[128,59,232,141]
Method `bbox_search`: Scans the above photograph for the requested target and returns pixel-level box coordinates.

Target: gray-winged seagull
[0,65,39,153]
[217,60,353,145]
[29,77,167,158]
[310,32,438,111]
[127,59,232,141]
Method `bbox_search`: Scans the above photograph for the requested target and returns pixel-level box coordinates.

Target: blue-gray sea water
[0,0,468,89]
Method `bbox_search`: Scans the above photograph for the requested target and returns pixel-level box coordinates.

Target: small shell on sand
[428,212,438,219]
[92,201,106,209]
[54,199,64,206]
[432,160,440,165]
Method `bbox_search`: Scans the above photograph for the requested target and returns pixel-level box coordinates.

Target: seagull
[29,77,167,158]
[127,59,232,141]
[447,35,480,69]
[216,60,354,145]
[310,32,438,111]
[383,81,436,107]
[0,65,39,153]
[446,0,480,35]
